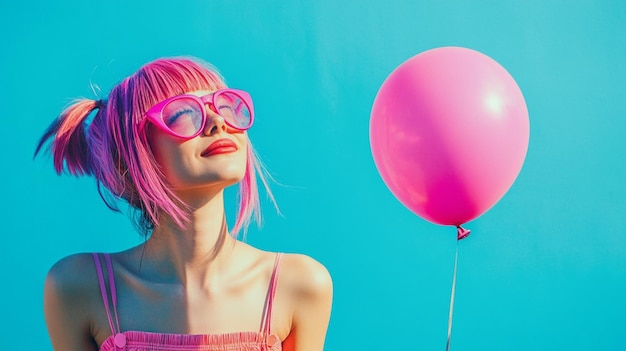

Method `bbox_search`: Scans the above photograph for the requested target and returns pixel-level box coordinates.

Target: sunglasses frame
[139,88,254,139]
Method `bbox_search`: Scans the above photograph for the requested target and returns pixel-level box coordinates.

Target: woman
[36,57,333,351]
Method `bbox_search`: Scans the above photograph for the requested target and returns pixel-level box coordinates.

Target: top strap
[92,253,122,338]
[260,253,283,335]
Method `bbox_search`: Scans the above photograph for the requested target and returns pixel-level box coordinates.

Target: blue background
[1,1,625,350]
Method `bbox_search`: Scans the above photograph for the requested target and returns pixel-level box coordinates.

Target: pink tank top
[92,253,283,351]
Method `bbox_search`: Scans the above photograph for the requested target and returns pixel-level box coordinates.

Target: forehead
[187,90,214,97]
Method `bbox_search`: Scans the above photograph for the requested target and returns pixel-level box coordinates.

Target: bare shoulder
[45,253,102,314]
[277,254,333,350]
[279,253,333,299]
[46,253,99,294]
[44,253,100,350]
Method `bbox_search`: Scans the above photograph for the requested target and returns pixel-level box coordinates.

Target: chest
[92,269,273,346]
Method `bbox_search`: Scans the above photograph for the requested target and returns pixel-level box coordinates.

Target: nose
[203,105,227,136]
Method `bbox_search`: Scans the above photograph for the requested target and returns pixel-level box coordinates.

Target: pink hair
[35,57,274,237]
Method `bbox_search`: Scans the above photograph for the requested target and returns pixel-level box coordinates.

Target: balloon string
[446,226,470,351]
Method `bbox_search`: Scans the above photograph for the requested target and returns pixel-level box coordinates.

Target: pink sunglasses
[139,88,254,139]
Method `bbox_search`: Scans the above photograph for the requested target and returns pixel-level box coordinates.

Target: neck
[142,188,239,286]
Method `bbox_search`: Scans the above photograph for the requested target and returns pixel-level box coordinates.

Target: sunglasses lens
[162,98,204,137]
[215,92,251,129]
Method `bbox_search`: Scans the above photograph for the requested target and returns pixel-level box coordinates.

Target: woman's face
[148,90,249,192]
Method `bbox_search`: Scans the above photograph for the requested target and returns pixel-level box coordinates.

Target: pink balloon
[370,47,529,226]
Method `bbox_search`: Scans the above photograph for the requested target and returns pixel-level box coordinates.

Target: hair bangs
[133,58,226,117]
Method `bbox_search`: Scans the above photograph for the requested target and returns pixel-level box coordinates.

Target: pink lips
[201,138,238,157]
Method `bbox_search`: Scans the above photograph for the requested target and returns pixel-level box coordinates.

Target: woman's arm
[281,254,333,351]
[44,254,99,351]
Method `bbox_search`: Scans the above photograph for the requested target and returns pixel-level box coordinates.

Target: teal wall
[1,1,624,350]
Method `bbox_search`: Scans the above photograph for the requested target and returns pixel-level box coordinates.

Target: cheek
[148,131,185,180]
[236,136,250,169]
[148,131,169,166]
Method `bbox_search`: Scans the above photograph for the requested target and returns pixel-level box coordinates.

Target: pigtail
[34,99,101,176]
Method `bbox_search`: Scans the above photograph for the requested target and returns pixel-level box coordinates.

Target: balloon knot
[456,226,470,240]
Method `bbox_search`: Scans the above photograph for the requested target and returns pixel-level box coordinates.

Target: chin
[195,168,246,189]
[167,155,248,190]
[216,162,247,181]
[217,171,246,187]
